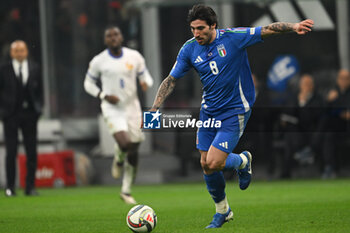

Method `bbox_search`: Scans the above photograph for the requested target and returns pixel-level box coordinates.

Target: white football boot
[120,192,137,205]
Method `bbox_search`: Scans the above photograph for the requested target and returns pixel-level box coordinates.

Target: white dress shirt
[12,59,29,85]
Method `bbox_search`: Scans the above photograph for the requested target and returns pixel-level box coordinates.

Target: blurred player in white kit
[84,26,153,204]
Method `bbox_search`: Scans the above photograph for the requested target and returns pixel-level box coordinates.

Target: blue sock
[224,153,242,171]
[204,171,226,203]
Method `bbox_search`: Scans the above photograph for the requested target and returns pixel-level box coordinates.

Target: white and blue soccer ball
[126,205,157,232]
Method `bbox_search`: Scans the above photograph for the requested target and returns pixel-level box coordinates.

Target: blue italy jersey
[170,26,263,115]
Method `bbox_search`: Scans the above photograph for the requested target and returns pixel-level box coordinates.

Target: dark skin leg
[113,131,139,167]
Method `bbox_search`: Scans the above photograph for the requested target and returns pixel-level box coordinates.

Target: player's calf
[111,155,124,179]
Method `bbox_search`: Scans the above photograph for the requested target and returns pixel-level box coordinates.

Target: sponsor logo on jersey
[194,56,204,63]
[217,44,227,57]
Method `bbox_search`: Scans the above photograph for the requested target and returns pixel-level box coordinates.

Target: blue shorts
[196,109,251,153]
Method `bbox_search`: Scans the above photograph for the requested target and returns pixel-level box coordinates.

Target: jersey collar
[216,29,220,39]
[207,29,220,46]
[108,48,123,59]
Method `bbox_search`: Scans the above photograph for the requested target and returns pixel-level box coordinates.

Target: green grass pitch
[1,179,350,233]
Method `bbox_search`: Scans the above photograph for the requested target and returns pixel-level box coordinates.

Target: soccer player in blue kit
[150,4,314,228]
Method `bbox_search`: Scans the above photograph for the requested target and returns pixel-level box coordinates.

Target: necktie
[18,64,28,108]
[18,64,23,86]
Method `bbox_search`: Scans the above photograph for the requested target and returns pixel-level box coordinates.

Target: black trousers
[3,110,39,191]
[321,116,350,171]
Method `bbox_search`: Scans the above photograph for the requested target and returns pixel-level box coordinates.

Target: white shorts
[102,108,144,143]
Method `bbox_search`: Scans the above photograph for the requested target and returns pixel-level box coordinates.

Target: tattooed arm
[150,75,177,111]
[261,19,314,38]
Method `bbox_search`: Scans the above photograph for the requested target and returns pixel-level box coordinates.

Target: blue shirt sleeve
[231,26,263,49]
[169,44,192,79]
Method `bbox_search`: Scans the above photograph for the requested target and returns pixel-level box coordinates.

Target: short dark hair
[187,4,218,28]
[104,25,120,34]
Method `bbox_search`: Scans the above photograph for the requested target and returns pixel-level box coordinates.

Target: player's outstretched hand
[105,95,120,104]
[293,19,314,35]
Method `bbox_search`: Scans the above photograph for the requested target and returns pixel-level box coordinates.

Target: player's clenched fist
[105,95,120,104]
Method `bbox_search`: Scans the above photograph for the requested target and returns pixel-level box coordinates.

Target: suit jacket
[329,86,350,116]
[282,91,325,132]
[0,60,43,119]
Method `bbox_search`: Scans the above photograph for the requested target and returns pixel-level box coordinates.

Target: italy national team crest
[217,44,227,57]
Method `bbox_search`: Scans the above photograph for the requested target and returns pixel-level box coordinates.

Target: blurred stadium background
[0,0,349,188]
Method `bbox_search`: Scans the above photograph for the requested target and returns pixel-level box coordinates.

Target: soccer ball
[126,205,157,232]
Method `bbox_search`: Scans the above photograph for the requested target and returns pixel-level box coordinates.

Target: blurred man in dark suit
[280,74,325,178]
[321,69,350,178]
[0,40,43,196]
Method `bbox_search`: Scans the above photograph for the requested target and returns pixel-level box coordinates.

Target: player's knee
[207,160,223,171]
[119,142,130,152]
[114,133,132,152]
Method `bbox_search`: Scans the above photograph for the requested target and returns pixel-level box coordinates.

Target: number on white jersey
[209,61,219,75]
[120,79,125,89]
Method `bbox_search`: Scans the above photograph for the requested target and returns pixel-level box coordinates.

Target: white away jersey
[84,47,152,112]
